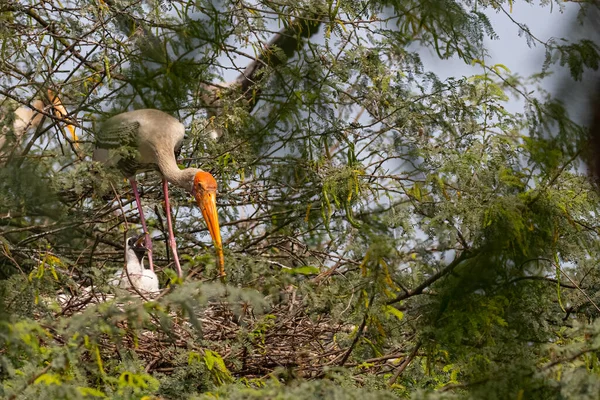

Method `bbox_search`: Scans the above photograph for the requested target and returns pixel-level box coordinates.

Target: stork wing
[95,120,141,149]
[94,120,142,177]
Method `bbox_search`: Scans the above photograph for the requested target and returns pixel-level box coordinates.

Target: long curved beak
[47,90,78,147]
[195,190,225,277]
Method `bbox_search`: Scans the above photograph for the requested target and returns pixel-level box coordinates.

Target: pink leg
[163,178,182,278]
[129,178,154,272]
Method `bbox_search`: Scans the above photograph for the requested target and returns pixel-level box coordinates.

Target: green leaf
[282,265,320,275]
[385,305,404,321]
[78,386,106,398]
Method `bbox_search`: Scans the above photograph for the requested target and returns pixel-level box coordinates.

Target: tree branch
[508,275,577,289]
[388,342,421,386]
[387,251,473,305]
[202,14,323,117]
[339,291,376,366]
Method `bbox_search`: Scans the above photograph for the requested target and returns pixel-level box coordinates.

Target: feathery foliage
[1,0,600,398]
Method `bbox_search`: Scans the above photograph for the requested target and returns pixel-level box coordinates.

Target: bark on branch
[99,0,322,114]
[230,16,322,112]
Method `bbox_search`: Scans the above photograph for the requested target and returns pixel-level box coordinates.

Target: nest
[45,283,361,380]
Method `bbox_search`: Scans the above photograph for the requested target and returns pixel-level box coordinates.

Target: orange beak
[47,89,78,147]
[195,189,225,277]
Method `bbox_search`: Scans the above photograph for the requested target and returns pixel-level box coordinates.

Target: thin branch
[522,258,600,314]
[387,251,473,305]
[508,275,577,289]
[7,364,51,400]
[339,291,376,366]
[388,342,421,386]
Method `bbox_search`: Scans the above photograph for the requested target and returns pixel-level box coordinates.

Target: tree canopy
[2,0,600,399]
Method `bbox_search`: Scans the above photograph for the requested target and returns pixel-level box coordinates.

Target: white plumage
[113,235,160,294]
[56,236,159,308]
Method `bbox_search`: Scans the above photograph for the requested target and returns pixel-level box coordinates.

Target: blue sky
[420,2,583,115]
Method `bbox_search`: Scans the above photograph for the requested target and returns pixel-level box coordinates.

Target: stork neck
[126,253,144,274]
[154,148,197,192]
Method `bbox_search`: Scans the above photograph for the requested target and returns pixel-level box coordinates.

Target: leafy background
[1,0,600,398]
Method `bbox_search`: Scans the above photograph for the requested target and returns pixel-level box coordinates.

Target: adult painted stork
[0,91,77,154]
[93,109,224,278]
[113,234,160,294]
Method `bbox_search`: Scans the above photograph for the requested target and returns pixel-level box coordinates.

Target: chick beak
[195,189,225,277]
[133,234,146,248]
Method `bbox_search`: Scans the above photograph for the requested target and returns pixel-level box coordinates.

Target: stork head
[126,234,147,264]
[193,171,225,276]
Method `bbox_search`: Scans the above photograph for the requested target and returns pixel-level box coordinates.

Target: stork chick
[114,234,160,294]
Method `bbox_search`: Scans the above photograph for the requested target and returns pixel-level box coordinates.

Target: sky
[418,2,587,117]
[423,2,576,76]
[439,1,600,130]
